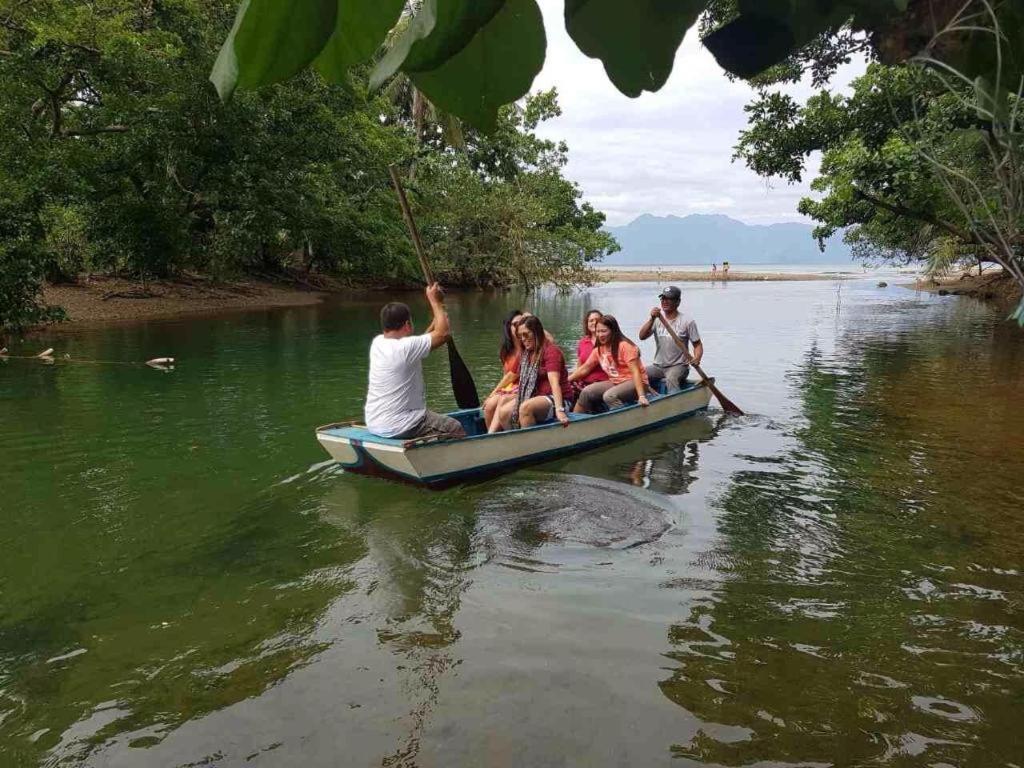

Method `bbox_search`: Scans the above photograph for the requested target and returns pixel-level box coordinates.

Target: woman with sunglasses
[493,315,570,431]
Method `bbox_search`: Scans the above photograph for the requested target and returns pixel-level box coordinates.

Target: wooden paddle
[656,313,744,416]
[389,165,481,410]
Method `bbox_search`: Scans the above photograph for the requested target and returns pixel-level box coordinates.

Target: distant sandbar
[599,269,851,283]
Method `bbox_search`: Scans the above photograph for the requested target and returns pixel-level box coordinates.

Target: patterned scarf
[510,346,541,429]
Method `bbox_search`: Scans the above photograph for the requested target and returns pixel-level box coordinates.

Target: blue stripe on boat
[320,382,710,486]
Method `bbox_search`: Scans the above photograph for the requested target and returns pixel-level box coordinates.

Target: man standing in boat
[638,285,703,392]
[364,284,466,440]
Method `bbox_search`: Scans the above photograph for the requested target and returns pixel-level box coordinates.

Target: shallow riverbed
[1,277,1022,767]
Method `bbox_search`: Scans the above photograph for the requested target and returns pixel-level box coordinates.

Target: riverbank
[599,269,848,282]
[910,270,1021,302]
[37,275,331,331]
[34,269,833,330]
[25,268,1017,336]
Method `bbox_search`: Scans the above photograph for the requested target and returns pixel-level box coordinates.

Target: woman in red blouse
[494,315,571,431]
[574,309,609,399]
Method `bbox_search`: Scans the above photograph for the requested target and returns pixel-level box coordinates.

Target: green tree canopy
[734,61,1024,318]
[0,0,616,332]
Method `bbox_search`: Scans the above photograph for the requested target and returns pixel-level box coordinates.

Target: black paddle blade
[693,366,744,417]
[446,338,480,409]
[711,385,744,416]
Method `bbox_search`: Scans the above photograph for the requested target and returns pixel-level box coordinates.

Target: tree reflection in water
[658,327,1024,765]
[2,470,365,767]
[321,480,478,768]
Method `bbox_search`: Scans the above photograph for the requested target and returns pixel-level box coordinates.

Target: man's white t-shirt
[365,333,434,437]
[653,312,701,367]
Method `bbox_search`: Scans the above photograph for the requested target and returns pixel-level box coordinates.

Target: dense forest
[0,1,617,331]
[5,1,1023,333]
[202,0,1024,323]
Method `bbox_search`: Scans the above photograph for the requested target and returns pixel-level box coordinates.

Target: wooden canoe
[316,379,712,488]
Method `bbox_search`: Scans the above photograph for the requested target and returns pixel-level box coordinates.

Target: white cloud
[531,0,866,226]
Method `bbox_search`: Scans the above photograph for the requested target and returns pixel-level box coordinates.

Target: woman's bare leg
[484,394,502,433]
[496,398,518,431]
[518,396,552,428]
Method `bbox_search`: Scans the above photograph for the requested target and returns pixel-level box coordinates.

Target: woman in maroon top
[574,309,609,398]
[495,315,570,430]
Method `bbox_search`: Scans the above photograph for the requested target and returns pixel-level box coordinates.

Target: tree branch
[62,124,129,137]
[853,187,981,245]
[2,18,101,55]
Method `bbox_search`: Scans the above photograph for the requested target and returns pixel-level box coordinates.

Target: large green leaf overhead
[703,0,909,79]
[208,0,1013,133]
[211,0,338,100]
[410,0,546,132]
[565,0,710,97]
[369,0,506,91]
[315,0,405,83]
[704,0,849,78]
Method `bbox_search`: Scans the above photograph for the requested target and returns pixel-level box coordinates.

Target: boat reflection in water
[552,411,722,495]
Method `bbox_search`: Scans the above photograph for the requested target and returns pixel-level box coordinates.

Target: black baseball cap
[659,286,681,301]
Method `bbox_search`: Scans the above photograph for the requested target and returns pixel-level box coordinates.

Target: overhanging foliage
[211,1,1021,130]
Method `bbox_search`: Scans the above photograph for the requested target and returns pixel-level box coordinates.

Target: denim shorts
[542,394,572,421]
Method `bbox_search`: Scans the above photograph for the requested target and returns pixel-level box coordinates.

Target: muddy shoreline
[16,269,1019,339]
[908,270,1020,303]
[18,275,342,337]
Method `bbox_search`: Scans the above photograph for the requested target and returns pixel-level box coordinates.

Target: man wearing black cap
[638,285,703,392]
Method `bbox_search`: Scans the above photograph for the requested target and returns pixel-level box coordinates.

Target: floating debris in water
[46,647,87,664]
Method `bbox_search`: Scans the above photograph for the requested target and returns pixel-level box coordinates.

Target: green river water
[1,277,1022,767]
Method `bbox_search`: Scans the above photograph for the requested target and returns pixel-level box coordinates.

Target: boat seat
[452,409,487,437]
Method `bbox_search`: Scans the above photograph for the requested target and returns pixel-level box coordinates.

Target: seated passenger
[364,284,466,440]
[573,309,609,399]
[495,315,570,430]
[483,309,523,433]
[568,314,650,413]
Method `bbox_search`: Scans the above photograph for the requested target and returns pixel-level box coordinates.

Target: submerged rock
[476,474,674,553]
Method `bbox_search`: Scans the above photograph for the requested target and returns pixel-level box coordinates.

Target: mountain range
[602,213,852,265]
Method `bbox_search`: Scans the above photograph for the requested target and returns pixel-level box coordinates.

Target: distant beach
[598,265,859,282]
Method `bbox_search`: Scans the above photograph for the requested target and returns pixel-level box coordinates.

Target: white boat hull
[316,382,712,487]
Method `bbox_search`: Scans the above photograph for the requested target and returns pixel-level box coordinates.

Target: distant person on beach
[712,263,718,276]
[364,284,466,440]
[722,261,730,278]
[638,286,703,392]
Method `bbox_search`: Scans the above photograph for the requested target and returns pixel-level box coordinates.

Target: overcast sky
[531,1,866,227]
